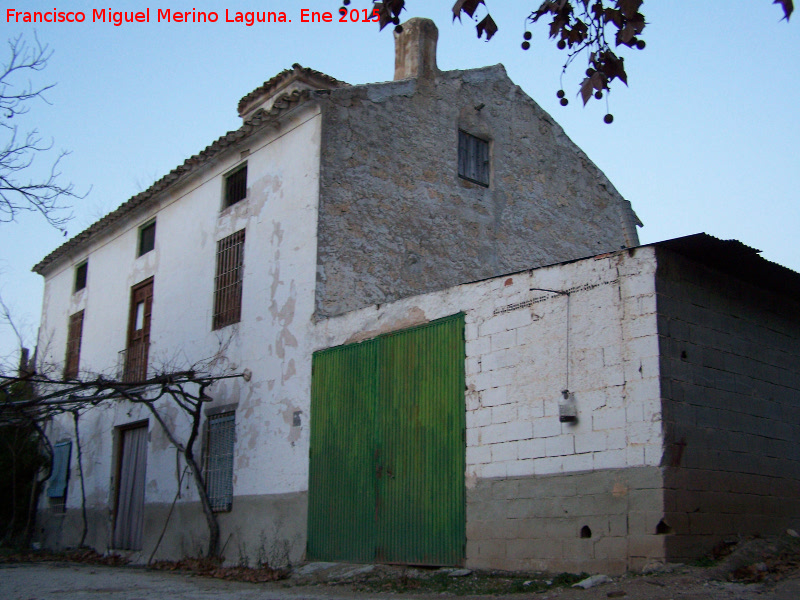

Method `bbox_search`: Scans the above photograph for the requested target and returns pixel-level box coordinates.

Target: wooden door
[124,278,153,382]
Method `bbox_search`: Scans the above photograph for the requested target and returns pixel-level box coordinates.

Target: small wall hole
[656,519,672,535]
[680,350,688,360]
[580,525,592,539]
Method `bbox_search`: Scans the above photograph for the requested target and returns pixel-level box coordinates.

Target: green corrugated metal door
[376,315,466,564]
[308,314,465,566]
[308,339,378,562]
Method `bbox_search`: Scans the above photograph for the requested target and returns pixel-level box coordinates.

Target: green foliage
[359,1,794,122]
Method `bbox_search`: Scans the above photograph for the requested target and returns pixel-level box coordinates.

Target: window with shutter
[64,310,84,379]
[458,130,490,187]
[124,278,153,382]
[47,441,72,512]
[138,220,156,256]
[74,261,88,292]
[224,165,247,208]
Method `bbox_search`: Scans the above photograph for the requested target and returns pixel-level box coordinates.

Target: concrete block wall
[462,247,665,573]
[314,246,667,574]
[656,249,800,561]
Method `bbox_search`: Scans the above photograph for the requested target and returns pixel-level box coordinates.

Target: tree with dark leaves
[344,1,794,122]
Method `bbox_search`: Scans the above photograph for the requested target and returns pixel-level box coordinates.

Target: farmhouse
[33,19,798,573]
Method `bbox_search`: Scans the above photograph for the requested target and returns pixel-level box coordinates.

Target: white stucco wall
[313,246,664,483]
[38,104,323,515]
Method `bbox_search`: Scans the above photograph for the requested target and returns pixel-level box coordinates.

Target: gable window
[138,220,156,257]
[205,412,236,512]
[47,440,72,512]
[64,310,84,379]
[74,261,88,292]
[458,130,490,187]
[213,230,245,330]
[124,278,153,382]
[224,164,247,208]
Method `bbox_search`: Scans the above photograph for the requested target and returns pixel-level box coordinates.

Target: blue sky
[1,0,798,363]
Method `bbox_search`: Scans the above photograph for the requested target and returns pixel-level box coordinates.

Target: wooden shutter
[224,165,248,207]
[64,311,84,379]
[124,278,153,382]
[47,441,72,499]
[458,130,490,187]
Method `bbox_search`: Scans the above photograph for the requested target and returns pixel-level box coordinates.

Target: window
[213,230,245,330]
[206,412,235,512]
[224,164,247,208]
[64,310,84,379]
[74,261,88,292]
[47,440,72,512]
[138,220,156,256]
[124,278,153,382]
[458,129,490,187]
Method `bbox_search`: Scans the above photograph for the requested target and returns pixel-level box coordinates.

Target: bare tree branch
[1,33,85,233]
[1,359,245,558]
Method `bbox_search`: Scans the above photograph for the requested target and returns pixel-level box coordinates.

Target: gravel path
[3,561,800,600]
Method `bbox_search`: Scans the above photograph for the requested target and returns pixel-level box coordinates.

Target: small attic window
[74,261,88,293]
[458,130,490,187]
[138,220,156,257]
[224,164,248,208]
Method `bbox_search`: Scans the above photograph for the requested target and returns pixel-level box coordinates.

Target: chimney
[394,18,439,80]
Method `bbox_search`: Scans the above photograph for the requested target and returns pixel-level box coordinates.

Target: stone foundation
[466,466,665,574]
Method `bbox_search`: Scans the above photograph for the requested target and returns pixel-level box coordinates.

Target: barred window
[458,130,490,187]
[213,230,245,330]
[206,412,235,512]
[74,261,88,292]
[224,165,247,208]
[138,220,156,257]
[64,311,84,379]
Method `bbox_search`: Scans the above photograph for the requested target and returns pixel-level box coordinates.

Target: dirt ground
[3,535,800,600]
[1,560,800,600]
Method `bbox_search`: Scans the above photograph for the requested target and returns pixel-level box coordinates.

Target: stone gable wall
[315,67,639,318]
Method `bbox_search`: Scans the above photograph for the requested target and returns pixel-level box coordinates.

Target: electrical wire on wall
[529,287,577,422]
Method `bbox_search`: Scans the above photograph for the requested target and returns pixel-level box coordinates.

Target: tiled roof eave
[32,88,316,276]
[236,63,348,116]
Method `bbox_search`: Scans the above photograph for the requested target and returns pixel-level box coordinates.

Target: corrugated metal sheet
[376,314,466,565]
[308,339,378,562]
[308,314,465,566]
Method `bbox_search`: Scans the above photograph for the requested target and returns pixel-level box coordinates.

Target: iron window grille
[74,261,88,292]
[205,412,235,512]
[224,164,247,208]
[213,229,245,330]
[138,220,156,256]
[64,310,84,379]
[458,129,490,187]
